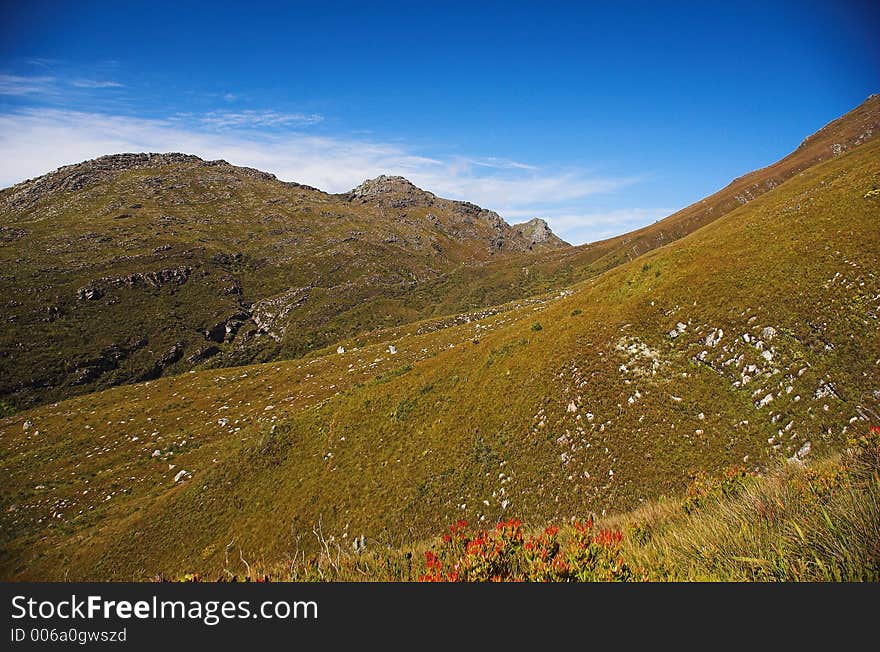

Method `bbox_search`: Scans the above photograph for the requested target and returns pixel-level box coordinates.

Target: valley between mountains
[1,96,878,581]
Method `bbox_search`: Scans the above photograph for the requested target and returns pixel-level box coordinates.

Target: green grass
[159,428,880,582]
[5,95,875,412]
[1,136,878,581]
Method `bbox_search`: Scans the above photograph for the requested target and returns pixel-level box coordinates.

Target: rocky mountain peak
[358,174,416,189]
[1,152,284,212]
[347,175,435,204]
[513,218,569,248]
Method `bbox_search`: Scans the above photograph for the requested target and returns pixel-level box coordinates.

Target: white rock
[337,346,345,354]
[388,345,397,354]
[762,326,777,340]
[173,469,189,483]
[789,441,812,464]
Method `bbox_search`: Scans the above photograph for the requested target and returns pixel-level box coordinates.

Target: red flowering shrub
[418,517,633,582]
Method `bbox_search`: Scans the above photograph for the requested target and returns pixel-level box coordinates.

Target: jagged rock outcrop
[513,218,570,250]
[76,266,192,301]
[347,175,437,207]
[140,341,186,381]
[345,176,569,254]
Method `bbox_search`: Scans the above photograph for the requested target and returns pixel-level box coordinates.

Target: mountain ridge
[2,96,877,410]
[0,152,568,409]
[2,130,877,580]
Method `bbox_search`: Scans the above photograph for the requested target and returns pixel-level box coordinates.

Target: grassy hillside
[168,427,879,582]
[3,97,875,413]
[1,133,877,580]
[386,94,880,316]
[0,160,567,409]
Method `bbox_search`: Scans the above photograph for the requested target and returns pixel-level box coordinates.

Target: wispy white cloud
[0,74,57,96]
[0,108,653,244]
[199,110,324,129]
[0,73,124,95]
[543,208,676,241]
[71,79,125,89]
[464,157,539,171]
[24,58,60,69]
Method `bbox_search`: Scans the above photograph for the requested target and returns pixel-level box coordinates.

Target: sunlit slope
[1,139,878,580]
[395,95,880,315]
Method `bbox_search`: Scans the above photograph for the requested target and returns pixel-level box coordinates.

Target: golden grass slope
[1,133,878,581]
[369,95,880,332]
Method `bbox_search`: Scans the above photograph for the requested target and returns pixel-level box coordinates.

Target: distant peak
[513,217,570,248]
[514,217,552,239]
[64,152,208,171]
[519,217,549,227]
[350,175,422,195]
[347,175,435,205]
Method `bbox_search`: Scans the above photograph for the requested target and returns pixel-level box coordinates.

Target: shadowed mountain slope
[0,160,567,409]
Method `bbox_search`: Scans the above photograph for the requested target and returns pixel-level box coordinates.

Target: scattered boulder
[796,441,812,459]
[669,322,687,339]
[705,328,723,347]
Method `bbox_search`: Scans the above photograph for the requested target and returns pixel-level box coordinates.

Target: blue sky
[0,1,877,244]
